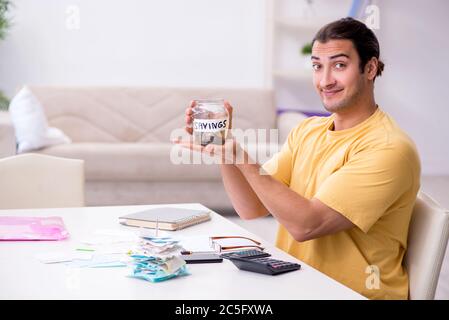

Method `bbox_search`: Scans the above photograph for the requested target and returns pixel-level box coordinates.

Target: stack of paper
[34,229,190,282]
[128,254,188,283]
[128,236,189,283]
[137,236,184,258]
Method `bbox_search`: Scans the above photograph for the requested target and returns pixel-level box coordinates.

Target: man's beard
[322,79,365,113]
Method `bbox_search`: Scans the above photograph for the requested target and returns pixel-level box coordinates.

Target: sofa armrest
[276,111,308,144]
[0,111,16,157]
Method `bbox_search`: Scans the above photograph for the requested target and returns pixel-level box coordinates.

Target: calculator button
[229,256,301,275]
[220,249,271,260]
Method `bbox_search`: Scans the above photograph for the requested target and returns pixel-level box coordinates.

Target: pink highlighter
[0,216,69,241]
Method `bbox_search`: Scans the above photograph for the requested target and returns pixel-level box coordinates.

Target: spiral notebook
[119,207,211,231]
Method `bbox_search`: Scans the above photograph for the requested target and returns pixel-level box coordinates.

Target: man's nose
[319,67,336,89]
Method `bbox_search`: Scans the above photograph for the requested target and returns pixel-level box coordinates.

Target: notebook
[119,207,211,231]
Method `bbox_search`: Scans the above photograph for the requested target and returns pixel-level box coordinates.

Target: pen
[181,251,216,255]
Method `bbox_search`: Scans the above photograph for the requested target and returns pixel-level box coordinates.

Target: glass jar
[192,99,229,146]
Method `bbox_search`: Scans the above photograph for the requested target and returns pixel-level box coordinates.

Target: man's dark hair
[312,17,384,79]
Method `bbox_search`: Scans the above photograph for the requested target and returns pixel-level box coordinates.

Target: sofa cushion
[38,141,279,182]
[28,86,276,143]
[9,86,71,153]
[38,142,223,182]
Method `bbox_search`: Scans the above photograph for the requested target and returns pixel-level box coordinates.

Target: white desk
[0,203,365,300]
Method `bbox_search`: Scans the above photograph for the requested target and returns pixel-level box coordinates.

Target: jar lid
[194,98,224,105]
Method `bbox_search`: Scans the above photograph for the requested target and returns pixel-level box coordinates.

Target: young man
[179,17,420,299]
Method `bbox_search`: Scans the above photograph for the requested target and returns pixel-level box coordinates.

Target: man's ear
[365,57,378,81]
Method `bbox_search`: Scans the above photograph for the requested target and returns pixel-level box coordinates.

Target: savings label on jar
[193,118,228,132]
[192,99,229,146]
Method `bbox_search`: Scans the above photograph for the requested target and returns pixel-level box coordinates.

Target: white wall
[0,0,266,97]
[375,0,449,175]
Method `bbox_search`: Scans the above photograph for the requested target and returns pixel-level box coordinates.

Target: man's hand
[177,100,239,164]
[175,137,245,165]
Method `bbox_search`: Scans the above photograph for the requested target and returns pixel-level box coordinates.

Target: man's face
[311,39,367,113]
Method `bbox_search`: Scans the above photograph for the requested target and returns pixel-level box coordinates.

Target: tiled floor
[225,175,449,299]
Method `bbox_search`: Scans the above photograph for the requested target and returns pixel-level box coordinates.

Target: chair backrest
[405,192,449,300]
[0,153,84,209]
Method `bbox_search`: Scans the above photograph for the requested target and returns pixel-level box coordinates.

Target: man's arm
[235,153,355,242]
[220,164,269,220]
[177,136,353,241]
[179,100,354,240]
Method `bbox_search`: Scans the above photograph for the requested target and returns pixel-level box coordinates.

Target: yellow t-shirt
[263,107,420,299]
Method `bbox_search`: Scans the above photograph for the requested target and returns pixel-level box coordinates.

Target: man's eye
[312,64,321,71]
[335,63,346,69]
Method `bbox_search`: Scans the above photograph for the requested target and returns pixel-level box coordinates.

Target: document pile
[35,229,138,267]
[128,236,189,283]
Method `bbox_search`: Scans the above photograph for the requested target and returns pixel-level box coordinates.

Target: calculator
[228,256,301,275]
[220,249,271,260]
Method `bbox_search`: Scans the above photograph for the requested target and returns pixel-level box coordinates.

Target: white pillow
[9,86,71,153]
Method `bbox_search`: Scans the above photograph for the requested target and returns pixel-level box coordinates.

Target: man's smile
[321,88,344,98]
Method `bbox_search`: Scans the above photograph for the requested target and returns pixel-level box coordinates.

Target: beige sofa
[0,111,16,157]
[0,86,306,211]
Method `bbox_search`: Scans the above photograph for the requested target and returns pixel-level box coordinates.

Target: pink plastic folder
[0,216,69,241]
